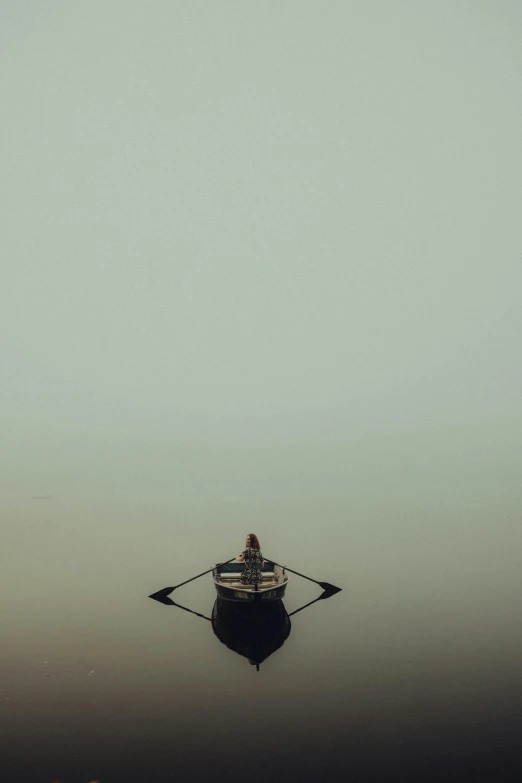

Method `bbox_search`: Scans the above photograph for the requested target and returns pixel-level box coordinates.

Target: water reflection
[212,598,291,669]
[149,578,341,670]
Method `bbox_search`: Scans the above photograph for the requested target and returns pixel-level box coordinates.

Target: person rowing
[235,533,265,586]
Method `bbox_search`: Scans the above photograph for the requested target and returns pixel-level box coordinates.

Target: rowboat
[212,560,289,602]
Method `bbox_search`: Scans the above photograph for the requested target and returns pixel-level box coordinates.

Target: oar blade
[318,582,342,598]
[149,587,175,605]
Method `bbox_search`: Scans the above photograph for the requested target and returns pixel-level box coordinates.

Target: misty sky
[1,1,520,520]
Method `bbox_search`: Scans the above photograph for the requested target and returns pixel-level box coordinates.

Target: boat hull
[213,560,289,603]
[214,580,288,603]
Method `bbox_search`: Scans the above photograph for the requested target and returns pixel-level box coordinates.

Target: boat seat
[218,562,274,572]
[218,573,243,580]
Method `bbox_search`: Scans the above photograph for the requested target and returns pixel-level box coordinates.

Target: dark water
[2,503,521,783]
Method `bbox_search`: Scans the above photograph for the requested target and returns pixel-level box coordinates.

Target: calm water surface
[2,476,521,783]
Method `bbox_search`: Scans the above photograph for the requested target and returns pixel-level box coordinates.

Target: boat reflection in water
[150,579,340,671]
[212,597,291,669]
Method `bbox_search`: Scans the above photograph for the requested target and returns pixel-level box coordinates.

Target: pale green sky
[1,1,520,512]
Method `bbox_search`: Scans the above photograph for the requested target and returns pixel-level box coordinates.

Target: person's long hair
[247,533,261,550]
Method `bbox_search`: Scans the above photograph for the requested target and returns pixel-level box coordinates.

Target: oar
[266,558,341,595]
[149,587,177,605]
[287,586,342,617]
[148,555,237,599]
[149,588,213,620]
